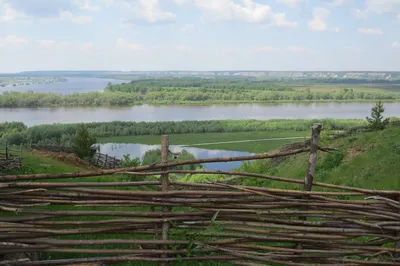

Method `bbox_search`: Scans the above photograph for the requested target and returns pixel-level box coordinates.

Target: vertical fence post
[160,135,170,266]
[296,123,322,251]
[395,195,400,258]
[19,143,23,169]
[104,154,108,169]
[5,140,8,159]
[304,123,322,192]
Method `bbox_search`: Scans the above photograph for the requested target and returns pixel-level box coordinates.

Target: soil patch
[31,149,98,170]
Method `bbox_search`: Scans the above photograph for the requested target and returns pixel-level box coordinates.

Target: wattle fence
[0,124,399,265]
[0,141,22,171]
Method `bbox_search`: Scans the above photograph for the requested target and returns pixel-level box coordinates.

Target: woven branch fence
[0,124,399,266]
[0,141,22,171]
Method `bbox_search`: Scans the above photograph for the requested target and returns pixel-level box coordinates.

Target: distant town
[2,70,400,80]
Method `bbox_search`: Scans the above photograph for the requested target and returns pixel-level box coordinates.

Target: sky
[0,0,400,72]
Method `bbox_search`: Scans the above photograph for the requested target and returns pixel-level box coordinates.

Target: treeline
[1,88,400,108]
[0,119,374,146]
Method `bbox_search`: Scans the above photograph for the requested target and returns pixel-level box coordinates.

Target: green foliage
[141,148,201,170]
[366,101,390,130]
[71,124,97,160]
[19,118,369,145]
[120,154,141,167]
[180,173,227,183]
[1,77,400,107]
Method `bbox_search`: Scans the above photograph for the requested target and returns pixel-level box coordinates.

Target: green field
[99,131,309,153]
[239,126,400,191]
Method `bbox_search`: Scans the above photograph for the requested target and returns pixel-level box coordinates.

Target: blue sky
[0,0,399,72]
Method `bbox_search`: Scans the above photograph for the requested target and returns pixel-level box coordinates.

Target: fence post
[304,123,322,192]
[296,123,322,251]
[113,156,116,168]
[160,135,170,266]
[104,154,108,168]
[19,143,23,169]
[395,195,400,258]
[5,140,8,159]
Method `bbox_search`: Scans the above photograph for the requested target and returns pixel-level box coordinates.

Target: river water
[1,102,400,126]
[98,143,253,171]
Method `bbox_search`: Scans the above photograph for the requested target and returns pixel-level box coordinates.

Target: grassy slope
[99,131,309,153]
[240,126,400,191]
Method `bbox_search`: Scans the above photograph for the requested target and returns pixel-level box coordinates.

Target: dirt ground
[31,149,98,170]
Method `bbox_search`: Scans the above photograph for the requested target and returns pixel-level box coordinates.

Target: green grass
[239,126,400,191]
[99,131,309,153]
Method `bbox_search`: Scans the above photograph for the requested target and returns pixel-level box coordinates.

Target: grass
[98,131,309,153]
[239,126,400,191]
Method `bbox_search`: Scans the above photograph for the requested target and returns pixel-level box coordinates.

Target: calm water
[98,143,253,171]
[1,77,124,94]
[1,102,400,126]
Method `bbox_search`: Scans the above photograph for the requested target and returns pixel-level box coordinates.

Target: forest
[0,118,376,146]
[1,77,400,107]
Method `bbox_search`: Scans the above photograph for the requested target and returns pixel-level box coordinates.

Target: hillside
[239,126,400,191]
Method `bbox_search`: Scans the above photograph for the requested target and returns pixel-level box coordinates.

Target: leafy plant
[366,101,390,130]
[71,124,97,160]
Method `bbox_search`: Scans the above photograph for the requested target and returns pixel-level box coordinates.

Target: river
[1,102,400,126]
[98,143,253,171]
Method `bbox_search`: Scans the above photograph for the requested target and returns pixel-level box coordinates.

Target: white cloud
[0,3,26,22]
[267,13,299,28]
[78,42,94,52]
[354,8,369,19]
[286,46,313,53]
[358,28,384,35]
[308,8,329,31]
[319,0,346,7]
[179,23,195,32]
[74,0,100,11]
[275,0,298,8]
[393,41,400,48]
[194,0,272,23]
[364,0,400,14]
[0,35,28,46]
[116,38,145,51]
[110,0,176,24]
[194,0,298,28]
[250,45,312,54]
[173,0,186,5]
[37,40,72,48]
[250,46,281,53]
[60,11,92,24]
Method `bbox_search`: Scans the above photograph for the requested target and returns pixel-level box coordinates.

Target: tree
[71,124,97,159]
[366,101,390,130]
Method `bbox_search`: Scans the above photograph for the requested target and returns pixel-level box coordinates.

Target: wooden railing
[0,141,22,171]
[0,125,399,265]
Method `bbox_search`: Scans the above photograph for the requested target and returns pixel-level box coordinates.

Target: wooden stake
[5,140,8,159]
[160,135,170,266]
[304,123,322,192]
[395,195,400,258]
[297,123,322,250]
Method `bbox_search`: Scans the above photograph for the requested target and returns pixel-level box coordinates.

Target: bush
[366,101,390,130]
[71,124,97,160]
